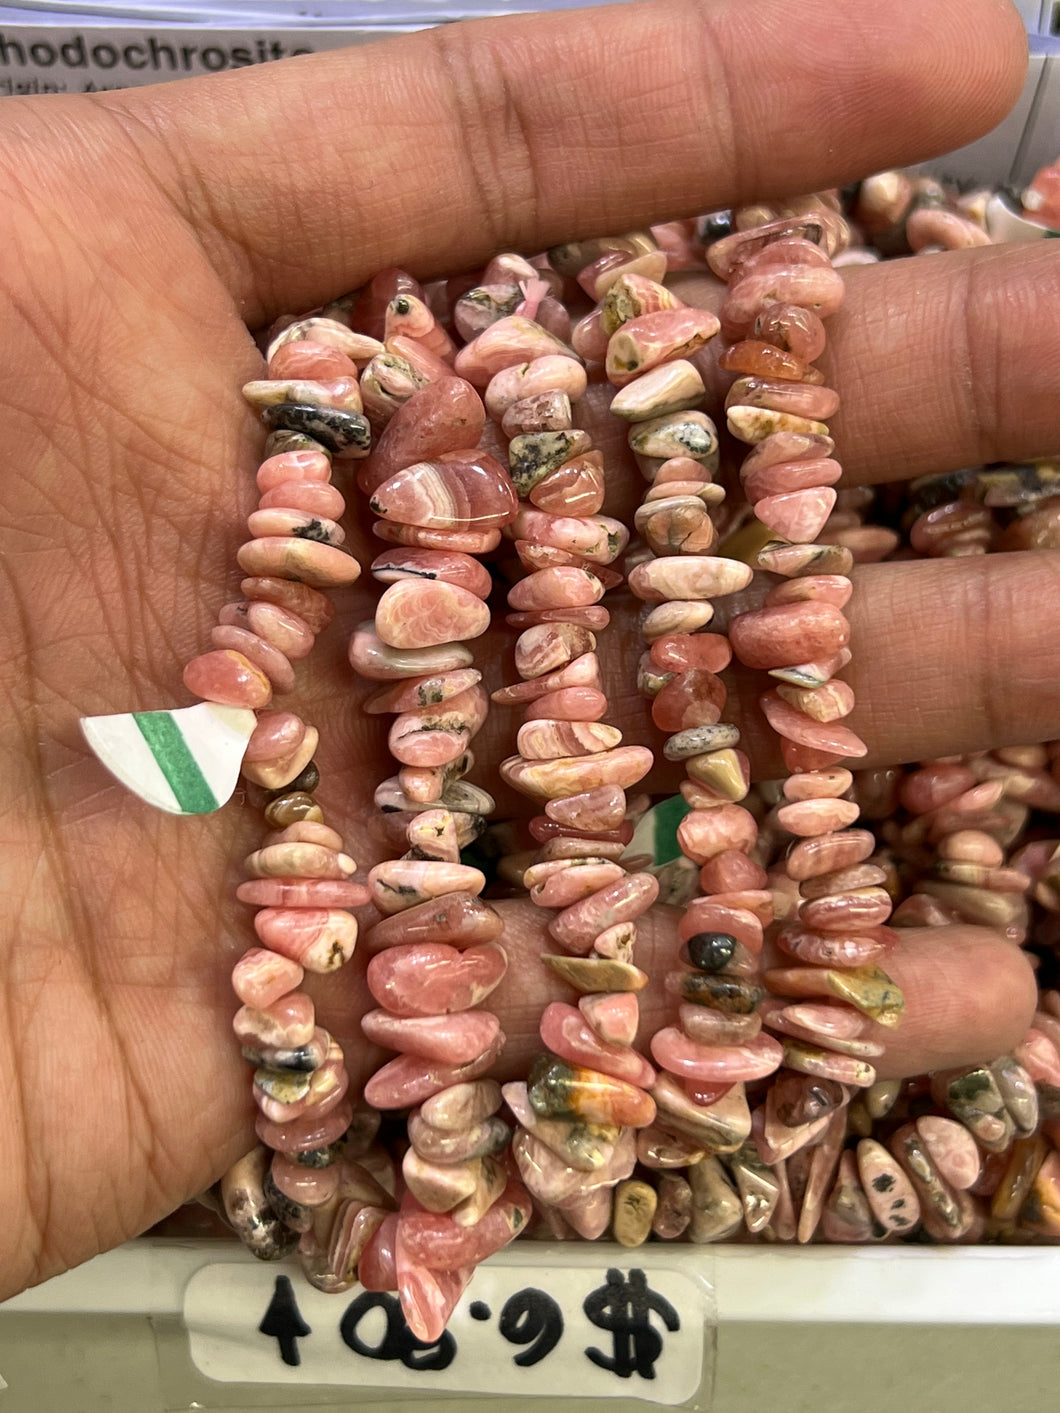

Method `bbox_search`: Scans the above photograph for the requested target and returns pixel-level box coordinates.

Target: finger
[867,924,1037,1079]
[569,550,1060,785]
[103,0,1027,319]
[820,552,1060,772]
[676,240,1060,489]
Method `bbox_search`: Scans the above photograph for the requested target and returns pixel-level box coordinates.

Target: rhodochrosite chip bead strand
[460,245,661,1240]
[592,261,782,1229]
[222,319,388,1282]
[708,212,905,1232]
[349,280,526,1341]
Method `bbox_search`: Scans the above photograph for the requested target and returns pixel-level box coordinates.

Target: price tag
[184,1250,711,1404]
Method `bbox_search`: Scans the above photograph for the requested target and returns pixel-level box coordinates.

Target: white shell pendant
[80,702,256,814]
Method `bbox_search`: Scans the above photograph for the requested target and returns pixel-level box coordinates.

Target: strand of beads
[582,252,786,1242]
[348,282,530,1343]
[702,209,907,1240]
[220,320,398,1288]
[456,244,661,1243]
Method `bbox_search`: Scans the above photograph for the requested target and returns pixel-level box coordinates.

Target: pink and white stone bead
[218,314,396,1281]
[347,278,527,1341]
[705,209,911,1238]
[458,240,671,1243]
[588,257,781,1238]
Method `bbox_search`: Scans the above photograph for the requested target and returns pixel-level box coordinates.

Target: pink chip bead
[371,547,493,599]
[210,625,294,693]
[548,873,660,952]
[268,340,360,382]
[755,303,828,362]
[366,942,507,1017]
[743,457,842,501]
[524,687,609,722]
[755,487,838,543]
[580,991,640,1047]
[760,691,866,757]
[799,888,892,932]
[184,649,271,708]
[539,1003,656,1087]
[544,783,627,830]
[677,805,758,863]
[247,507,345,545]
[258,480,346,519]
[256,1099,353,1155]
[359,1213,400,1291]
[269,1152,341,1207]
[722,265,845,339]
[364,1041,503,1108]
[508,566,604,611]
[359,377,486,495]
[241,577,335,634]
[698,850,768,893]
[232,948,305,1008]
[256,450,332,492]
[374,579,490,649]
[361,1009,502,1065]
[237,537,361,588]
[651,1028,783,1083]
[455,316,573,387]
[244,601,316,660]
[725,375,839,422]
[237,879,370,908]
[787,829,876,880]
[776,797,861,837]
[730,603,849,670]
[253,908,359,973]
[234,991,315,1050]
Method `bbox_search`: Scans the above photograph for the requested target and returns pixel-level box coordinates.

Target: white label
[184,1255,710,1404]
[0,26,387,96]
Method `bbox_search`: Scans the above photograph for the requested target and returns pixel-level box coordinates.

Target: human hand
[0,0,1045,1300]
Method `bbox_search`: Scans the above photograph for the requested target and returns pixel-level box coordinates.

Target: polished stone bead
[916,1116,981,1192]
[540,1002,655,1086]
[232,948,305,1010]
[485,356,587,421]
[613,1179,658,1247]
[419,1078,502,1132]
[261,402,371,457]
[730,602,849,670]
[673,971,763,1014]
[502,745,652,802]
[364,1039,504,1109]
[629,555,751,602]
[253,908,357,974]
[504,1080,620,1172]
[366,943,505,1018]
[371,451,516,532]
[610,359,705,421]
[627,410,719,465]
[221,1147,299,1260]
[374,580,489,651]
[687,1157,743,1242]
[686,931,737,973]
[527,1055,656,1127]
[766,963,904,1027]
[542,953,648,994]
[787,829,876,880]
[606,308,720,385]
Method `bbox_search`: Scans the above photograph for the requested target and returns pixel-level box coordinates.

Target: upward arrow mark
[259,1274,312,1367]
